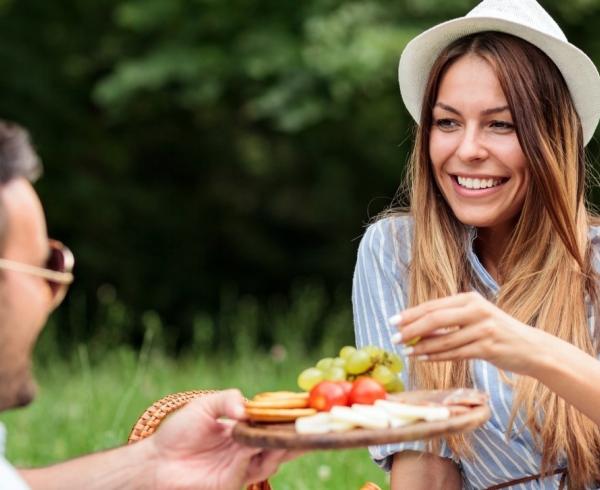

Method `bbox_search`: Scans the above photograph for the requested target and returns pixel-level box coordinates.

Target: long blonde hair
[400,32,600,489]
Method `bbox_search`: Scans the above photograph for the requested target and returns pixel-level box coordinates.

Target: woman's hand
[390,291,558,376]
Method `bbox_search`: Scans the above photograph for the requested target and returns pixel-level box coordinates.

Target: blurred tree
[0,0,598,351]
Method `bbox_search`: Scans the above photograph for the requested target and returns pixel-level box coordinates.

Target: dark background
[1,0,599,354]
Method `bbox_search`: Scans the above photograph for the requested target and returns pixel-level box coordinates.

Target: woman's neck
[473,224,513,283]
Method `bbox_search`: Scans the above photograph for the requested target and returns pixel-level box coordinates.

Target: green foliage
[0,0,599,350]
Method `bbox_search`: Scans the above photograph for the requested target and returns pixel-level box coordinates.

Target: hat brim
[399,16,600,145]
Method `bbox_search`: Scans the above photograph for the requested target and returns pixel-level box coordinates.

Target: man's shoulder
[0,455,30,489]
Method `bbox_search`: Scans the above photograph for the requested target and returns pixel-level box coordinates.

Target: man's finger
[246,449,288,484]
[188,389,247,421]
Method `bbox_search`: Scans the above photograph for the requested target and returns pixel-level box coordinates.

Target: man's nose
[456,126,488,163]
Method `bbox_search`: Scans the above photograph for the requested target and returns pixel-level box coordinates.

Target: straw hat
[399,0,600,145]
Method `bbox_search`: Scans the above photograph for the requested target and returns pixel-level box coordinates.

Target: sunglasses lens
[46,246,65,274]
[45,241,73,307]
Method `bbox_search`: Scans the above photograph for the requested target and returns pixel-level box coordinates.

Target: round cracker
[253,391,308,400]
[245,407,317,422]
[245,398,308,409]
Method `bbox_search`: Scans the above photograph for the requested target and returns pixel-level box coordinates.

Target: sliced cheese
[375,400,450,422]
[330,406,389,430]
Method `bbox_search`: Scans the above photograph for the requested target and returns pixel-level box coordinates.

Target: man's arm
[391,451,462,490]
[19,439,156,490]
[18,390,294,490]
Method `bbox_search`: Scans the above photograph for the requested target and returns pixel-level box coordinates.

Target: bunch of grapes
[297,345,404,393]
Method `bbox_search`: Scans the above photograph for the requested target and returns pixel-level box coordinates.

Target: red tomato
[337,381,353,398]
[349,377,386,405]
[309,381,349,411]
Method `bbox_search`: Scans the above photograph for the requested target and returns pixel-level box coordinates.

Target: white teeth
[457,176,502,190]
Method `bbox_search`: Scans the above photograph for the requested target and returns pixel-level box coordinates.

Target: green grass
[0,344,389,489]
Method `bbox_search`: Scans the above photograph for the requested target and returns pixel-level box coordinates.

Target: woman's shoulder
[361,213,412,244]
[589,224,600,242]
[357,212,413,265]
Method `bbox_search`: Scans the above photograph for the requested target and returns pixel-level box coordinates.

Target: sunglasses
[0,239,74,308]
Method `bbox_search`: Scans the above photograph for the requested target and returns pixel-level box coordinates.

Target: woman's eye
[490,120,514,131]
[434,118,458,130]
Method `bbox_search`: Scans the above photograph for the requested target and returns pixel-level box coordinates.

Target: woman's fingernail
[416,355,429,361]
[388,314,403,326]
[400,346,414,356]
[391,332,403,344]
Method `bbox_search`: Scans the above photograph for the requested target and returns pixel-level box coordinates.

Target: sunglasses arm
[0,258,74,284]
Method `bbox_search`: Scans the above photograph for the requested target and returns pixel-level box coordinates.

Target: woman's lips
[450,175,508,197]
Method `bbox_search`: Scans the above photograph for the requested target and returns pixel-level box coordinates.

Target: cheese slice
[330,406,389,430]
[375,400,450,422]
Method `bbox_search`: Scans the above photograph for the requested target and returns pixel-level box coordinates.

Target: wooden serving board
[232,404,490,450]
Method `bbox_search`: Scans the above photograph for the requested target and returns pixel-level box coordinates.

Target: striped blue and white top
[352,214,600,490]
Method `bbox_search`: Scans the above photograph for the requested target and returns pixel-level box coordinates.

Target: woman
[352,1,600,489]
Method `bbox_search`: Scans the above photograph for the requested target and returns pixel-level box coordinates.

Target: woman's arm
[527,337,600,426]
[391,451,462,490]
[391,292,600,425]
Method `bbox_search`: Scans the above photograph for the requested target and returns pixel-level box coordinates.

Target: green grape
[363,345,383,362]
[339,345,357,360]
[316,357,334,370]
[384,375,405,393]
[406,337,420,346]
[346,349,374,374]
[332,357,347,370]
[324,366,347,381]
[387,353,404,373]
[297,367,324,391]
[371,365,396,386]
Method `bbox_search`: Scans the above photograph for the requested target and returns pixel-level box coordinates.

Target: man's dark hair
[0,120,42,183]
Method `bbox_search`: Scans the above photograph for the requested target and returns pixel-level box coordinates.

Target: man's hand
[151,389,295,490]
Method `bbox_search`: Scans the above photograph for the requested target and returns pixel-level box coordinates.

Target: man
[0,120,292,489]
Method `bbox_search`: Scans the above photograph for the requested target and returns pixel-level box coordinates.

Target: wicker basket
[128,390,271,490]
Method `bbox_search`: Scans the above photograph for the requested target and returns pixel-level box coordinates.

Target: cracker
[253,391,309,401]
[245,407,317,422]
[245,398,308,409]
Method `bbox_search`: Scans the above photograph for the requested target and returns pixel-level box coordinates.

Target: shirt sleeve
[0,424,30,489]
[351,217,454,471]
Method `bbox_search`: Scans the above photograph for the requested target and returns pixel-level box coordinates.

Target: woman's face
[429,54,529,232]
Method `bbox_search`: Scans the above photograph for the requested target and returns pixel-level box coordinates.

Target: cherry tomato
[348,377,386,405]
[308,381,349,411]
[337,381,353,398]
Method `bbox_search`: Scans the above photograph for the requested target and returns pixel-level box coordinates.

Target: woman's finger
[389,291,483,327]
[393,302,487,344]
[413,341,484,363]
[401,323,488,357]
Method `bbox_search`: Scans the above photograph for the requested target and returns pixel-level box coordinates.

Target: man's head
[0,121,50,411]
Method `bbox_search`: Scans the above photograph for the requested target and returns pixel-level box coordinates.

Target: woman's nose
[456,126,488,163]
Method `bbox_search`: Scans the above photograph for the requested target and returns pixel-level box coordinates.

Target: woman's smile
[450,174,509,196]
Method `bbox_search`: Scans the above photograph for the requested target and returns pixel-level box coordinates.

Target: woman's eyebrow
[481,105,510,116]
[434,102,510,116]
[434,102,460,114]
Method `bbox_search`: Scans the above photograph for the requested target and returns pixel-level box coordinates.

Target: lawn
[0,344,389,489]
